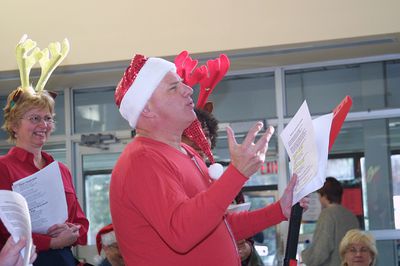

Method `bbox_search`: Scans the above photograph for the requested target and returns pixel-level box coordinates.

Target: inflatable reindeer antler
[15,34,43,92]
[15,34,70,93]
[174,51,206,87]
[35,38,69,92]
[197,54,230,109]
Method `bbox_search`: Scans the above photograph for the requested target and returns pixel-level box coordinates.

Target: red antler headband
[175,51,230,179]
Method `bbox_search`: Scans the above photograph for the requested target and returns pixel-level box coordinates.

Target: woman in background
[339,229,377,266]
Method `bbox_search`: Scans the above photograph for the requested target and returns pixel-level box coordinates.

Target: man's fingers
[254,126,275,154]
[242,122,263,148]
[226,126,238,152]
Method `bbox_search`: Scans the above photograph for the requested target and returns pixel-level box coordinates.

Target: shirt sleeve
[226,201,286,241]
[123,152,247,253]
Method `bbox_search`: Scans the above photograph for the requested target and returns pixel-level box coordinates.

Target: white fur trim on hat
[119,57,176,129]
[101,231,116,246]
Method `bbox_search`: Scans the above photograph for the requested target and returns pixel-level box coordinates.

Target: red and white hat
[115,54,176,129]
[96,224,116,255]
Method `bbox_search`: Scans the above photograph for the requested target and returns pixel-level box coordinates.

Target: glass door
[74,142,126,264]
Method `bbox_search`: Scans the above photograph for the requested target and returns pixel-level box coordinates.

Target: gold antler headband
[15,34,70,94]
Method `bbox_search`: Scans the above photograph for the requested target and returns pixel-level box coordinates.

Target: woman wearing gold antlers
[0,35,89,266]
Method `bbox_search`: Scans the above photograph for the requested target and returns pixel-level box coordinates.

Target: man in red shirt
[110,54,304,265]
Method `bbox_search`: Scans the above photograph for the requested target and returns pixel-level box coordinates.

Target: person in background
[0,35,89,265]
[0,236,37,266]
[301,177,359,266]
[110,53,308,265]
[182,107,265,266]
[95,224,124,266]
[339,229,377,266]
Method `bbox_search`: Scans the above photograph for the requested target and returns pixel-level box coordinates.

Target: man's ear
[204,102,213,113]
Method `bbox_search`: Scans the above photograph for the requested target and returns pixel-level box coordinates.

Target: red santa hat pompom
[115,54,176,129]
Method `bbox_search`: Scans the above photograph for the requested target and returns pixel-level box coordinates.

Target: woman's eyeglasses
[347,246,370,254]
[22,115,55,125]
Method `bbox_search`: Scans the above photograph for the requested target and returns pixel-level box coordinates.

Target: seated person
[339,229,377,266]
[95,224,124,266]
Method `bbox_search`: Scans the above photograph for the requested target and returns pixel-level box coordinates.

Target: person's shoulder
[0,148,16,166]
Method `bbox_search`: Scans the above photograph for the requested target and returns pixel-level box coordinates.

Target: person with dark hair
[301,177,360,266]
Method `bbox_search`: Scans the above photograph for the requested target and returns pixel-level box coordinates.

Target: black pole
[283,203,303,266]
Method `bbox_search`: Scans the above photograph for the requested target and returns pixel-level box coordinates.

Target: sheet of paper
[0,190,33,266]
[280,100,333,204]
[280,101,319,203]
[12,161,68,234]
[292,113,332,204]
[301,192,322,222]
[227,202,251,213]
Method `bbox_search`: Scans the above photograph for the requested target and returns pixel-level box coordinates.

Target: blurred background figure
[301,177,359,266]
[95,224,124,266]
[339,229,377,266]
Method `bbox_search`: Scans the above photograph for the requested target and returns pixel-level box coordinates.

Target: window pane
[209,73,276,122]
[85,173,111,245]
[82,152,120,244]
[73,87,130,133]
[0,96,8,140]
[43,144,67,165]
[53,91,65,135]
[386,60,400,109]
[285,61,400,116]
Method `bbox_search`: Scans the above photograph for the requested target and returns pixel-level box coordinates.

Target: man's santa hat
[115,54,176,129]
[96,224,116,255]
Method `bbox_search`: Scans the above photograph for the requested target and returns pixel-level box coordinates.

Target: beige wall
[1,0,400,71]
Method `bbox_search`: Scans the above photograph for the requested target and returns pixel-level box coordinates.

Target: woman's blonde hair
[2,87,55,142]
[339,229,377,266]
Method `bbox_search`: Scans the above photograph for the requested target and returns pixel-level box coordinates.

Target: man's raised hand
[226,121,274,178]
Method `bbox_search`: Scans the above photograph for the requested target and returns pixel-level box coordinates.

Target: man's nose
[180,83,193,96]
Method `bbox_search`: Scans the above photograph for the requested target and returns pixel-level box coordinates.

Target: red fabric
[110,137,285,266]
[0,147,89,251]
[174,51,204,87]
[115,54,148,108]
[183,119,215,164]
[197,54,230,109]
[329,95,352,151]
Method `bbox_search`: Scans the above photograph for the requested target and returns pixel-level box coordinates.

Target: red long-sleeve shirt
[110,137,285,266]
[0,147,89,251]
